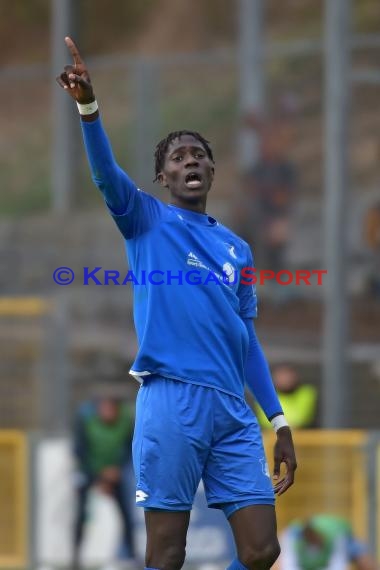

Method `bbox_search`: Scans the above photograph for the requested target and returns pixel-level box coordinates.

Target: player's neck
[169,197,207,214]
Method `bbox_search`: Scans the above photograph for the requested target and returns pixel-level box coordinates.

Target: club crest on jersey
[223,262,237,284]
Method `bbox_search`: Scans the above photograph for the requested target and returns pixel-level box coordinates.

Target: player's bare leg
[228,505,280,570]
[144,510,190,570]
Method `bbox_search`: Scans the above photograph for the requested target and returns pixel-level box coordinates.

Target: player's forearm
[81,116,137,214]
[243,318,283,420]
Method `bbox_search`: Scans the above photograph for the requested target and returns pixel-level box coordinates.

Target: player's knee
[239,539,281,570]
[162,544,186,570]
[146,543,186,570]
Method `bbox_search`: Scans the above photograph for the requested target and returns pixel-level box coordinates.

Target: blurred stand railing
[3,34,380,83]
[0,296,70,434]
[1,32,380,210]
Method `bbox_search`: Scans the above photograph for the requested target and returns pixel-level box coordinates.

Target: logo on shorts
[260,458,270,478]
[136,489,149,503]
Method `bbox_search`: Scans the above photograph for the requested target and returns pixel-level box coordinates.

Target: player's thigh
[133,377,212,510]
[229,504,279,555]
[144,509,190,561]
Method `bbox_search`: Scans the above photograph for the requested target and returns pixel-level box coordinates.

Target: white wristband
[76,100,98,115]
[271,414,289,433]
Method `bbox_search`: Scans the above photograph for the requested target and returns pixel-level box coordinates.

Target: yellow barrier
[264,430,369,540]
[0,431,28,568]
[0,297,51,317]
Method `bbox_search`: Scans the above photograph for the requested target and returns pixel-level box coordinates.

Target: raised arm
[55,36,136,215]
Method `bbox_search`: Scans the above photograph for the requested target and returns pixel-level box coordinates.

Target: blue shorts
[132,376,275,517]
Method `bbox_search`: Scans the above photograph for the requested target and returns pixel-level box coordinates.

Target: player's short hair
[154,130,214,181]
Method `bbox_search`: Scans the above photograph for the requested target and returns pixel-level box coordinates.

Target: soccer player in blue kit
[57,38,297,570]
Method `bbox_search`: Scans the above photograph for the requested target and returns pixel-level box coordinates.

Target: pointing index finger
[65,36,83,65]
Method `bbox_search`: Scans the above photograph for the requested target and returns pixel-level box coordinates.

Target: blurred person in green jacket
[73,396,135,568]
[277,514,378,570]
[255,364,317,429]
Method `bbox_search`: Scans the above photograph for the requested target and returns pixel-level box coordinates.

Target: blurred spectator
[240,95,298,272]
[73,396,136,568]
[277,514,378,570]
[364,201,380,299]
[255,364,317,429]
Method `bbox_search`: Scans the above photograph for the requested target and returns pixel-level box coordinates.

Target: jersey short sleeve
[237,245,258,319]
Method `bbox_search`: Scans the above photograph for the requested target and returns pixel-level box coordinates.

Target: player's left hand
[56,36,95,104]
[272,426,297,495]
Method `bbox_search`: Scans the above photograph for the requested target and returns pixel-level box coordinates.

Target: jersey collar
[168,204,217,227]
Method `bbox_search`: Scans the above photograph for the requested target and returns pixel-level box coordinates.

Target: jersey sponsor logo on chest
[186,251,237,285]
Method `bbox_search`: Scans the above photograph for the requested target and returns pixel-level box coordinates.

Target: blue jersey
[114,195,256,398]
[81,118,268,401]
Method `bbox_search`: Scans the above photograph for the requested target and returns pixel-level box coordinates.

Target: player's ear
[157,172,169,188]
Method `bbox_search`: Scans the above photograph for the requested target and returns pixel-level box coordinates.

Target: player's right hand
[56,36,95,104]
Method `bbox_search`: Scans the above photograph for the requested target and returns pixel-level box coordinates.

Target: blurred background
[1,0,380,568]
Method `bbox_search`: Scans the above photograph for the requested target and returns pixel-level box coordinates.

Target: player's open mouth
[185,172,202,189]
